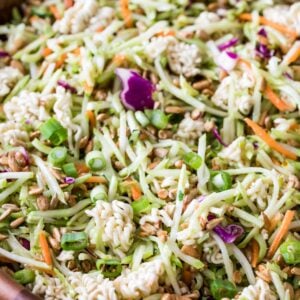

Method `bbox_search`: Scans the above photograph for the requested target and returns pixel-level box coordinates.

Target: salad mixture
[0,0,300,299]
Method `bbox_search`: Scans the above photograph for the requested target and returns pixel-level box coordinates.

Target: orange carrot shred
[86,110,96,128]
[55,53,67,69]
[244,118,297,160]
[96,26,105,33]
[251,239,259,268]
[85,176,107,184]
[39,231,52,266]
[74,162,90,174]
[113,54,126,66]
[42,47,53,57]
[156,29,176,37]
[120,0,133,27]
[64,0,74,9]
[239,14,298,39]
[264,85,294,112]
[49,5,62,20]
[267,210,295,258]
[131,183,142,201]
[286,48,300,65]
[72,48,81,56]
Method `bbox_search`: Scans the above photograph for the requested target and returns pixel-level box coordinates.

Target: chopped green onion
[183,152,202,170]
[149,109,169,129]
[280,239,300,265]
[62,163,78,178]
[131,197,151,215]
[96,258,122,279]
[48,147,67,166]
[210,279,237,300]
[85,151,106,171]
[32,138,52,154]
[13,269,35,285]
[211,171,232,191]
[40,118,67,146]
[61,232,88,251]
[90,185,108,202]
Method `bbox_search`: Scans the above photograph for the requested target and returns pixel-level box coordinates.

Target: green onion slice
[61,232,88,251]
[48,147,67,165]
[183,152,202,170]
[40,118,67,146]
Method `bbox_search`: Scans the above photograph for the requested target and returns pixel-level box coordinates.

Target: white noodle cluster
[68,272,117,300]
[86,200,135,258]
[144,37,201,77]
[202,239,224,264]
[139,207,174,228]
[237,278,277,300]
[54,0,114,34]
[212,71,256,115]
[114,259,164,300]
[246,177,272,210]
[3,90,51,127]
[53,86,82,153]
[144,36,176,59]
[31,273,72,300]
[263,3,300,34]
[0,121,29,146]
[167,42,201,77]
[0,66,22,98]
[218,136,254,167]
[175,112,205,143]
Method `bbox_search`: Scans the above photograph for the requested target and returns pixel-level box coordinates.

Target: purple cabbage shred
[218,38,239,52]
[115,68,155,111]
[57,80,77,94]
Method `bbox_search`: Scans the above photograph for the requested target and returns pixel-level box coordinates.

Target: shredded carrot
[238,58,252,70]
[286,47,300,65]
[55,53,67,69]
[131,183,142,201]
[120,0,133,27]
[239,13,298,39]
[267,210,295,258]
[42,47,53,57]
[72,48,81,56]
[251,239,259,267]
[64,0,74,9]
[29,15,41,24]
[39,231,52,266]
[49,5,62,20]
[155,29,176,37]
[83,82,93,94]
[244,118,297,160]
[75,162,90,174]
[86,110,96,128]
[96,26,105,33]
[264,85,294,112]
[113,54,127,66]
[85,176,107,184]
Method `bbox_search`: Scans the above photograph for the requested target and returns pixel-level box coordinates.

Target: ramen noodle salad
[0,0,299,299]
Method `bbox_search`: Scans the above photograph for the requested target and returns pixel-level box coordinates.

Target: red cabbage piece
[20,147,30,166]
[258,28,267,37]
[216,51,239,72]
[115,68,155,111]
[212,127,228,147]
[208,214,244,243]
[64,177,75,184]
[218,38,239,51]
[256,43,273,59]
[57,80,77,93]
[0,51,10,58]
[19,238,30,250]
